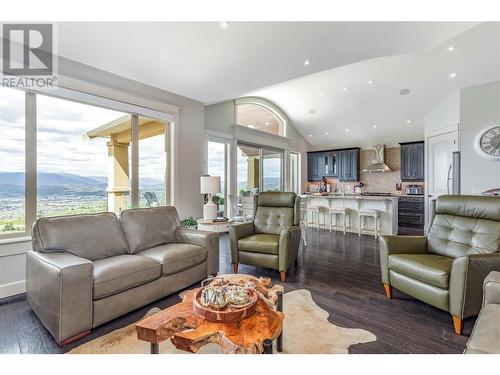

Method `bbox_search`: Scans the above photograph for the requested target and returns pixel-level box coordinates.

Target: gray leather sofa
[26,206,219,344]
[465,271,500,354]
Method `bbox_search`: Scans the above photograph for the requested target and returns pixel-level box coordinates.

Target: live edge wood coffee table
[136,274,284,354]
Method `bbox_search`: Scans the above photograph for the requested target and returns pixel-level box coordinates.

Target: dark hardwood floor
[0,229,474,354]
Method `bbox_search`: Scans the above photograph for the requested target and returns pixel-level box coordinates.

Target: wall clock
[474,125,500,160]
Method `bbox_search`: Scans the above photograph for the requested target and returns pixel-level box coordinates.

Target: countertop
[301,194,398,201]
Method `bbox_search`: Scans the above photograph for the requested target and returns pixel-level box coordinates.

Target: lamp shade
[200,176,221,194]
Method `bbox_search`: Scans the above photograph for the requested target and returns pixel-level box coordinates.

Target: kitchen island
[301,194,399,235]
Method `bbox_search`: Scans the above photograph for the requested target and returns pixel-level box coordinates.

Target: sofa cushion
[138,243,208,276]
[120,206,180,254]
[466,304,500,354]
[238,234,280,255]
[93,255,161,299]
[32,212,129,261]
[389,254,453,289]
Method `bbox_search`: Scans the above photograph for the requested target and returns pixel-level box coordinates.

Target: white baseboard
[0,280,26,299]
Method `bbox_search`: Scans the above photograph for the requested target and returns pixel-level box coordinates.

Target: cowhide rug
[69,289,376,354]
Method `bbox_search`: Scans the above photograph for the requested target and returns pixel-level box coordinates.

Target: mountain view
[0,172,164,234]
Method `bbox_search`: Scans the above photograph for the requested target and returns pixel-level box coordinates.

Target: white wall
[0,57,205,298]
[460,82,500,194]
[424,91,460,136]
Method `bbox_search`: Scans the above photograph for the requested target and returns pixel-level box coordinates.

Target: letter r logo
[2,24,53,76]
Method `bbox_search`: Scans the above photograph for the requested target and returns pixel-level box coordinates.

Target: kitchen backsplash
[306,147,424,194]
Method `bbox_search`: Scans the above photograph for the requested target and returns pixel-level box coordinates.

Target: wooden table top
[135,274,284,354]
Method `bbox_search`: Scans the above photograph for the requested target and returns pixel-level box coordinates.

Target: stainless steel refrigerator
[447,151,461,195]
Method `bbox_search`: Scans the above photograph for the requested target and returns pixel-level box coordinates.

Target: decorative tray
[192,277,258,323]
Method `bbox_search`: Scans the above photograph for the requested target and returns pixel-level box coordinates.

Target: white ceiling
[55,22,500,147]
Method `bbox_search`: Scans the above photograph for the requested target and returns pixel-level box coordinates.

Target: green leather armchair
[229,192,301,282]
[379,195,500,334]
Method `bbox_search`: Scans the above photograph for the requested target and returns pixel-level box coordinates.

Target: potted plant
[180,217,198,229]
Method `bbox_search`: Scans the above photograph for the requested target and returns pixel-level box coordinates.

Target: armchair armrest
[379,235,427,284]
[175,227,219,276]
[449,253,500,319]
[229,222,255,263]
[278,226,301,272]
[26,250,93,344]
[483,271,500,306]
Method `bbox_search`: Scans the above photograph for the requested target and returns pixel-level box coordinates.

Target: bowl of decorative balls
[193,277,258,323]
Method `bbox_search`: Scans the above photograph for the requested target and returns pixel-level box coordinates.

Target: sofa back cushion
[254,192,297,235]
[32,212,129,261]
[428,195,500,258]
[120,206,180,253]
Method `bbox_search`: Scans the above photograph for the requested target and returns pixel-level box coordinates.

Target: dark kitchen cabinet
[338,149,359,181]
[307,148,359,181]
[400,141,424,181]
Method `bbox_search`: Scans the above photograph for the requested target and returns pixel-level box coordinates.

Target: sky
[0,86,165,181]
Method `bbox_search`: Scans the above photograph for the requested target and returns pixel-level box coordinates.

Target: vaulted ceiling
[56,22,500,146]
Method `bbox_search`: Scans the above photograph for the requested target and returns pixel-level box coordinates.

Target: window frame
[0,87,176,241]
[235,97,288,137]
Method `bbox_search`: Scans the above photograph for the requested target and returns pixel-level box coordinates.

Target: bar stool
[358,209,380,238]
[328,207,351,234]
[307,204,327,231]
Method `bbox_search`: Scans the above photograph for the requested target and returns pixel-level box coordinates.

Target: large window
[236,103,284,136]
[0,87,25,235]
[139,116,167,208]
[37,95,125,218]
[207,141,227,216]
[0,87,174,240]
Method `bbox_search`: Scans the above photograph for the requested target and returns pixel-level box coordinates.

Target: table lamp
[200,175,221,220]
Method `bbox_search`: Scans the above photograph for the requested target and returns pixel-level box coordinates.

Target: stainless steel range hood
[362,144,391,173]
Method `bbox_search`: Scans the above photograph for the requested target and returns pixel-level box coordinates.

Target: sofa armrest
[278,226,301,272]
[26,250,93,344]
[449,254,500,319]
[483,271,500,306]
[379,235,427,284]
[175,227,219,276]
[229,222,255,263]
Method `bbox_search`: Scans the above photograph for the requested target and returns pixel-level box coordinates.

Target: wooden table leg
[276,290,283,353]
[151,343,159,354]
[263,339,273,354]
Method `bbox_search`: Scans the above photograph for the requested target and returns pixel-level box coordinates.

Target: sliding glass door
[262,148,283,192]
[237,143,283,193]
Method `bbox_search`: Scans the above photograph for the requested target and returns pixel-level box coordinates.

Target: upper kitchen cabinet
[400,141,424,181]
[338,148,360,181]
[307,148,359,181]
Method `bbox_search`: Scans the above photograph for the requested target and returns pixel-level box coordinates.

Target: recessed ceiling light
[373,125,377,128]
[449,72,457,78]
[247,124,255,128]
[304,60,310,66]
[368,80,374,85]
[320,92,325,97]
[447,46,456,52]
[219,21,230,29]
[406,120,412,124]
[324,131,329,135]
[308,134,312,138]
[343,87,348,91]
[265,121,270,125]
[399,89,411,95]
[345,129,350,133]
